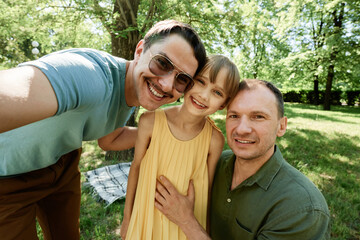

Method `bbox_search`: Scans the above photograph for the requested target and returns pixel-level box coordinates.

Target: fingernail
[160,176,163,180]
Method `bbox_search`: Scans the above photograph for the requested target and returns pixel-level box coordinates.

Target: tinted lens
[149,54,194,93]
[175,74,194,93]
[149,55,174,76]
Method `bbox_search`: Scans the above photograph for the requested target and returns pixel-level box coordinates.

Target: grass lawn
[36,103,360,239]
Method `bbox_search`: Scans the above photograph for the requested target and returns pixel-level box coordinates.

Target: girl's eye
[195,78,205,85]
[227,114,238,119]
[214,90,223,97]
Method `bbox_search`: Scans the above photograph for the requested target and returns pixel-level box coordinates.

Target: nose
[158,72,177,93]
[234,116,252,134]
[199,87,210,101]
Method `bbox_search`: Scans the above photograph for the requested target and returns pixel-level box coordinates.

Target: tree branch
[125,0,137,25]
[92,0,112,34]
[117,0,129,27]
[141,0,156,34]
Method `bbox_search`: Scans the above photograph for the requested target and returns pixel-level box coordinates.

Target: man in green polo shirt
[155,79,330,239]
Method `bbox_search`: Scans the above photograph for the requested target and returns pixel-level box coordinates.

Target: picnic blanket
[83,162,131,207]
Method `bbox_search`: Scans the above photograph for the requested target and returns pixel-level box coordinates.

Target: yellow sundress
[126,109,220,239]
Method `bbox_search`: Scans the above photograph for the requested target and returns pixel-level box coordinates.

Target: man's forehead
[228,88,277,111]
[150,37,197,76]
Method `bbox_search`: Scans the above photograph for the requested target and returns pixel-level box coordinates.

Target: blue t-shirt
[0,48,135,176]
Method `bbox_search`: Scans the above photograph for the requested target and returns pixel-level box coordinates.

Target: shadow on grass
[286,103,360,114]
[285,106,360,125]
[280,128,360,240]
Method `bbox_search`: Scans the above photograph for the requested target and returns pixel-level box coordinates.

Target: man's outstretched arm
[0,66,58,133]
[155,176,211,240]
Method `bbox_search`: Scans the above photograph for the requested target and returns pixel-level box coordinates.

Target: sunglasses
[148,53,194,93]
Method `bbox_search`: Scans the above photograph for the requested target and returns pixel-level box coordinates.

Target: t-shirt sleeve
[19,49,113,115]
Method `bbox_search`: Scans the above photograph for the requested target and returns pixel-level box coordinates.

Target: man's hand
[155,176,211,240]
[155,175,195,227]
[120,218,129,240]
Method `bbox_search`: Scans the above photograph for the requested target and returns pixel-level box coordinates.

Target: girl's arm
[206,128,225,232]
[120,111,154,240]
[207,129,224,193]
[97,126,138,151]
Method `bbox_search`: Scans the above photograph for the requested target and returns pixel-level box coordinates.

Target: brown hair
[234,79,285,118]
[143,20,206,76]
[197,55,240,106]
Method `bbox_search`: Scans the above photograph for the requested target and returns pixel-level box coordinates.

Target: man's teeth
[236,140,253,143]
[193,98,206,107]
[149,84,164,98]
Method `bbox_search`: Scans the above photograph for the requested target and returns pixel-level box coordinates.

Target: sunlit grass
[35,103,360,239]
[279,103,360,240]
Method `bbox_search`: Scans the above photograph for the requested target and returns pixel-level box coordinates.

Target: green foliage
[272,0,360,90]
[0,0,38,66]
[1,0,359,96]
[0,0,110,68]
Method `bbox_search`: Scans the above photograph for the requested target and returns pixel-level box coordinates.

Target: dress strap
[151,109,167,138]
[206,116,223,134]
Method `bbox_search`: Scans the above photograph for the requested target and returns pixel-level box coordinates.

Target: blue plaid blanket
[84,162,131,207]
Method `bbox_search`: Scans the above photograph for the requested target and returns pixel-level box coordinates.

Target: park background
[1,0,359,239]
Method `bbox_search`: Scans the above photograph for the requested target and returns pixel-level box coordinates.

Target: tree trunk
[312,17,324,106]
[105,0,141,161]
[323,3,344,110]
[313,76,319,105]
[323,61,334,110]
[111,0,141,59]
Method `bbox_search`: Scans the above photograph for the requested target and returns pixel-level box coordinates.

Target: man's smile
[148,81,165,98]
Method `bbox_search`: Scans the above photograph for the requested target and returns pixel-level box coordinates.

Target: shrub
[346,91,360,106]
[330,90,342,105]
[283,90,302,103]
[282,89,360,106]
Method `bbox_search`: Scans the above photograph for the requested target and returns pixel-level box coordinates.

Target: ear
[276,116,287,137]
[134,39,145,61]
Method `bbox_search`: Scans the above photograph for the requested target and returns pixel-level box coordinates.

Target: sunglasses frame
[148,53,194,93]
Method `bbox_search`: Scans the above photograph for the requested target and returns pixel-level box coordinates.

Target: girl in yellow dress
[122,55,239,239]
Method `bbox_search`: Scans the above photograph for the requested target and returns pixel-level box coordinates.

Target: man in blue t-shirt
[0,20,206,239]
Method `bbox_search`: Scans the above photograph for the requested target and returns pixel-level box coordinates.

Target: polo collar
[228,146,284,191]
[245,145,284,190]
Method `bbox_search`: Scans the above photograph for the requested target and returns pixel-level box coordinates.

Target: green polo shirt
[210,146,330,240]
